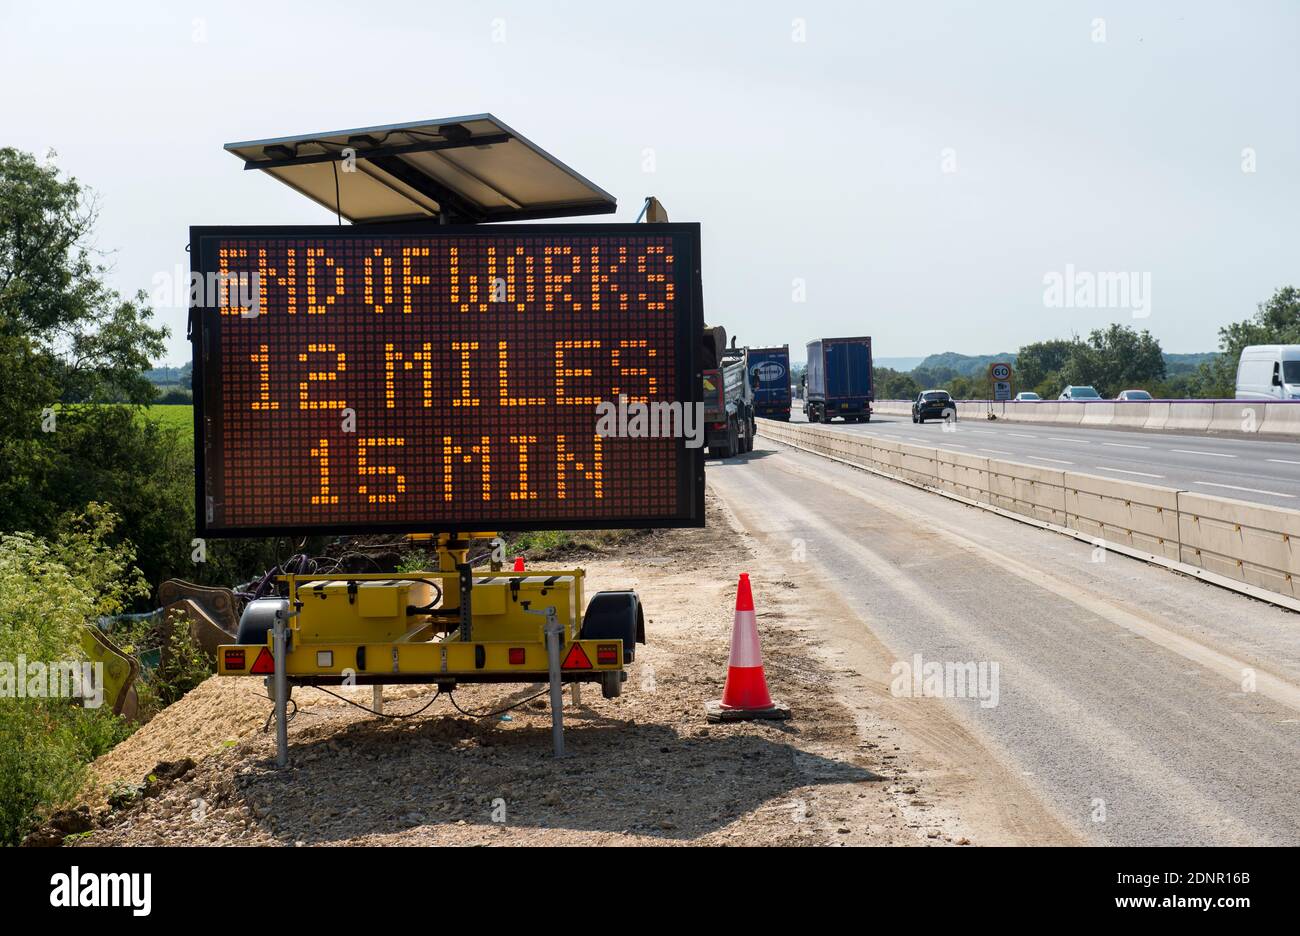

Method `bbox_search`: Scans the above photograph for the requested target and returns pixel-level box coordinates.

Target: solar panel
[225,114,617,224]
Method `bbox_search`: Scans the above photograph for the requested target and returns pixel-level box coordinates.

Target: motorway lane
[788,404,1300,507]
[708,438,1300,845]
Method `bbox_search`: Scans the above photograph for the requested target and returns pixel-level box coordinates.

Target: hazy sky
[4,0,1297,365]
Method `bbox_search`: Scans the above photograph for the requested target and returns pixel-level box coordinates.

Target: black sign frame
[190,222,704,537]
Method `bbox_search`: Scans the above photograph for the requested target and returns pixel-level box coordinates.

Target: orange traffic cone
[513,556,525,572]
[706,573,791,722]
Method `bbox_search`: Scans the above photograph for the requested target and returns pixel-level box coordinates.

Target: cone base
[704,699,791,723]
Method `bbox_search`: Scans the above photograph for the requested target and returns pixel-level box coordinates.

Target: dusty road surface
[81,490,1068,846]
[710,434,1300,845]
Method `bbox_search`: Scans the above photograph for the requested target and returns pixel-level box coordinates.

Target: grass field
[144,404,192,436]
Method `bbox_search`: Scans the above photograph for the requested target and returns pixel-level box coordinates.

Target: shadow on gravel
[233,708,882,843]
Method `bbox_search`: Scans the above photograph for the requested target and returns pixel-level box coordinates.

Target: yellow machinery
[216,534,644,762]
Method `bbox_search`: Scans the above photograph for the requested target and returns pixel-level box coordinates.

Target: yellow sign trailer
[216,535,644,763]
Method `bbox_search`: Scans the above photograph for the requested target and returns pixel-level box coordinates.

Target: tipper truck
[702,325,755,457]
[747,345,793,420]
[805,336,873,423]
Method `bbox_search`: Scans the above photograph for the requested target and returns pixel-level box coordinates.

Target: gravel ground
[79,489,965,846]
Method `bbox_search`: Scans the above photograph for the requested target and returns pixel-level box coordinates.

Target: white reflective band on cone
[728,609,764,668]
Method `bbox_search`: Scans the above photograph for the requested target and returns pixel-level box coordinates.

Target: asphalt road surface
[789,404,1300,508]
[708,437,1300,845]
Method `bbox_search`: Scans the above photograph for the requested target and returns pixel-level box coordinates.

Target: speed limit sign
[989,362,1013,381]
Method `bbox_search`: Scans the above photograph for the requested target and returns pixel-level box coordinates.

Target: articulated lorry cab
[702,325,755,457]
[805,336,873,423]
[748,345,792,420]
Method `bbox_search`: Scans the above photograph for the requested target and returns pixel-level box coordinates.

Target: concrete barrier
[1177,492,1300,598]
[1017,402,1058,424]
[1258,401,1300,438]
[868,399,1300,437]
[872,401,910,417]
[758,418,1300,604]
[1080,402,1116,427]
[935,449,990,501]
[1065,472,1181,560]
[1111,402,1151,428]
[1143,401,1171,431]
[1054,402,1088,425]
[1162,401,1213,432]
[986,459,1068,525]
[1208,402,1252,434]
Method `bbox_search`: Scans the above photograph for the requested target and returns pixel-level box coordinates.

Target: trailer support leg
[543,609,565,757]
[273,609,289,768]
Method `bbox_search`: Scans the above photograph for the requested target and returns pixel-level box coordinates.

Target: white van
[1235,345,1300,400]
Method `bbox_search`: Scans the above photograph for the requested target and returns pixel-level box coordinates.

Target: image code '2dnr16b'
[191,223,704,536]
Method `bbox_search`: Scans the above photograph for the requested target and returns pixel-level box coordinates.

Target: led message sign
[191,224,703,535]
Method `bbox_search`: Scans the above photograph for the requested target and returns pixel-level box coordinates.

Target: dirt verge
[80,488,975,846]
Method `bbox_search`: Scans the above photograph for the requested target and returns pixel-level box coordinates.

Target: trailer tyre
[580,590,645,663]
[600,670,625,699]
[236,598,288,646]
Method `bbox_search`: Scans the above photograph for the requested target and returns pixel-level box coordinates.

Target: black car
[912,390,956,423]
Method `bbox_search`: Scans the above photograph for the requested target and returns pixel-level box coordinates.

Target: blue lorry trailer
[805,336,873,423]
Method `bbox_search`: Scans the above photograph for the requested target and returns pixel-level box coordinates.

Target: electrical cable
[445,687,550,719]
[332,160,342,225]
[309,685,442,720]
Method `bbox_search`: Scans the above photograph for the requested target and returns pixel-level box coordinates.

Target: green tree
[1062,324,1165,398]
[874,366,921,399]
[1015,339,1076,394]
[0,506,144,844]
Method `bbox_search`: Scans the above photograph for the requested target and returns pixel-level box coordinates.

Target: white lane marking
[943,444,968,448]
[1028,456,1074,465]
[1170,449,1236,458]
[1048,437,1089,444]
[1007,433,1037,439]
[1267,458,1300,465]
[1192,482,1294,498]
[1102,442,1150,449]
[1095,466,1166,479]
[979,448,1014,455]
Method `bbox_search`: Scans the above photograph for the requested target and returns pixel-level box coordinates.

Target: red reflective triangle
[561,643,593,670]
[249,647,276,675]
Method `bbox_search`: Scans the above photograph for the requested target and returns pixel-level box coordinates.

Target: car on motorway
[912,389,956,423]
[1115,389,1153,401]
[1013,391,1041,401]
[1235,345,1300,400]
[1058,385,1101,400]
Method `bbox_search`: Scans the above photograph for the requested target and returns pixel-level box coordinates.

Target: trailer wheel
[600,670,624,699]
[236,598,288,646]
[580,590,644,663]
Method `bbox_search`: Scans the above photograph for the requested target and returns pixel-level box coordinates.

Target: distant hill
[913,352,1017,377]
[1164,352,1219,375]
[897,351,1216,377]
